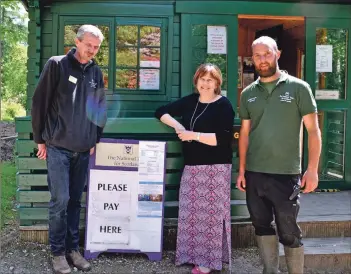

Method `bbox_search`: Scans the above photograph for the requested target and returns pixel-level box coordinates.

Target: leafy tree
[0,1,28,116]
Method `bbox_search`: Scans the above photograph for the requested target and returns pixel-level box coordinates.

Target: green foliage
[1,100,26,121]
[0,1,28,109]
[2,44,28,106]
[0,162,17,229]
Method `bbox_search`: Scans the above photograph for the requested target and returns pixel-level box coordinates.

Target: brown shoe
[67,250,91,271]
[52,255,71,274]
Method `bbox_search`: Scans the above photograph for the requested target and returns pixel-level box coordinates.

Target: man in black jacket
[31,25,107,274]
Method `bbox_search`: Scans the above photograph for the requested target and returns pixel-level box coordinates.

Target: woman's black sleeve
[215,100,235,146]
[155,95,191,120]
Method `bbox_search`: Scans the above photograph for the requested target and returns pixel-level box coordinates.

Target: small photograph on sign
[138,194,163,202]
[137,181,163,217]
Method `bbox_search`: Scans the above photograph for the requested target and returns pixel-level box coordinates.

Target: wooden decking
[298,191,351,222]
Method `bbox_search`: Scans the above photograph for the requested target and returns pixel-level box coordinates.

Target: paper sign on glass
[316,45,333,72]
[140,69,160,90]
[207,26,227,54]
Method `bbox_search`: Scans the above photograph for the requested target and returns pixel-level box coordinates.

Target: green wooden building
[17,0,351,243]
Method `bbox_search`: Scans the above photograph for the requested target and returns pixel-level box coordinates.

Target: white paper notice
[90,216,130,245]
[207,26,227,54]
[140,60,160,68]
[138,141,165,182]
[87,169,137,248]
[316,45,333,72]
[315,90,339,100]
[140,69,160,90]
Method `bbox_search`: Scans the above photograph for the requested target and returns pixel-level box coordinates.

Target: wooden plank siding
[15,115,245,226]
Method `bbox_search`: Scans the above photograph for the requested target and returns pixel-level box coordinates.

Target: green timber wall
[15,117,246,246]
[17,0,247,246]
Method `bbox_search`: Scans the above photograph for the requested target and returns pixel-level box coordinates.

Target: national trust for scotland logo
[124,145,133,155]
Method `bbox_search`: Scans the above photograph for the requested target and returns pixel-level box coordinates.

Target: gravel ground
[1,237,346,274]
[0,238,264,274]
[0,121,16,162]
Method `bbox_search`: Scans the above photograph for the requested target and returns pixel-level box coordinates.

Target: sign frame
[84,138,166,261]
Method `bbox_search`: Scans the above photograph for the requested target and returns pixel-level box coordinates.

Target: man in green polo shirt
[237,36,321,274]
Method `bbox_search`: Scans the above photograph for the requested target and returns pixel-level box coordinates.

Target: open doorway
[237,15,305,101]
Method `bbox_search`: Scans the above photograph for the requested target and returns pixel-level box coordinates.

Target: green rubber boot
[256,235,279,274]
[284,245,304,274]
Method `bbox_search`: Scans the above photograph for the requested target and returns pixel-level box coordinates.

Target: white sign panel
[207,26,227,54]
[316,45,333,72]
[140,60,160,68]
[315,90,340,100]
[140,69,160,90]
[85,140,166,260]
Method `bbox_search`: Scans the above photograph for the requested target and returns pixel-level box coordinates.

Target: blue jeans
[46,145,90,256]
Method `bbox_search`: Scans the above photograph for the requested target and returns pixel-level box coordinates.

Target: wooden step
[230,219,351,248]
[279,237,351,271]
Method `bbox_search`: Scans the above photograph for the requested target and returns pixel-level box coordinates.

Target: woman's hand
[177,130,196,142]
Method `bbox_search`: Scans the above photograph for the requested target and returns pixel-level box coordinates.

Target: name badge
[69,75,77,84]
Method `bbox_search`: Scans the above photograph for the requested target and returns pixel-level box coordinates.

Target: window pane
[191,25,228,93]
[315,28,348,100]
[64,25,79,45]
[140,26,161,47]
[116,25,138,47]
[139,69,160,90]
[95,47,109,67]
[116,69,137,89]
[116,47,137,67]
[64,25,109,47]
[140,48,160,67]
[101,68,109,88]
[318,110,345,180]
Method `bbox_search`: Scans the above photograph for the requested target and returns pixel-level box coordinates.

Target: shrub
[1,100,26,121]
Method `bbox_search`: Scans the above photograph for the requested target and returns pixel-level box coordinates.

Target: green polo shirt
[239,72,317,174]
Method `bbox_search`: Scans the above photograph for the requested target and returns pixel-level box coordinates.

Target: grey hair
[252,36,278,51]
[76,25,104,42]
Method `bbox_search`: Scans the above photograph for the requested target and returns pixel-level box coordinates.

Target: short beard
[255,62,277,78]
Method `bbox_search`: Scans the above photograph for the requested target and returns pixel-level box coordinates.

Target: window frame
[58,15,172,101]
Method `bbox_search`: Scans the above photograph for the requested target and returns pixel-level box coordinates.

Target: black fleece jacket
[31,48,107,152]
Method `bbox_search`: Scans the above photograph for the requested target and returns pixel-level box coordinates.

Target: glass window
[116,25,161,91]
[64,25,110,88]
[315,28,348,100]
[191,25,228,93]
[318,110,345,180]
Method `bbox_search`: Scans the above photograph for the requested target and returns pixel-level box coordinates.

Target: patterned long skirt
[175,164,232,271]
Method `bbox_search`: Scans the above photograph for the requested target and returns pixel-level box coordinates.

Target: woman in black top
[155,64,234,274]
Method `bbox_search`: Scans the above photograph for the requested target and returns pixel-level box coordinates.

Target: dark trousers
[245,171,303,248]
[46,145,90,256]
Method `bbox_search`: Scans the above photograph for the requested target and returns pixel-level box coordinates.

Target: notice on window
[316,45,333,72]
[315,90,339,100]
[207,26,227,54]
[140,61,160,68]
[140,69,160,90]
